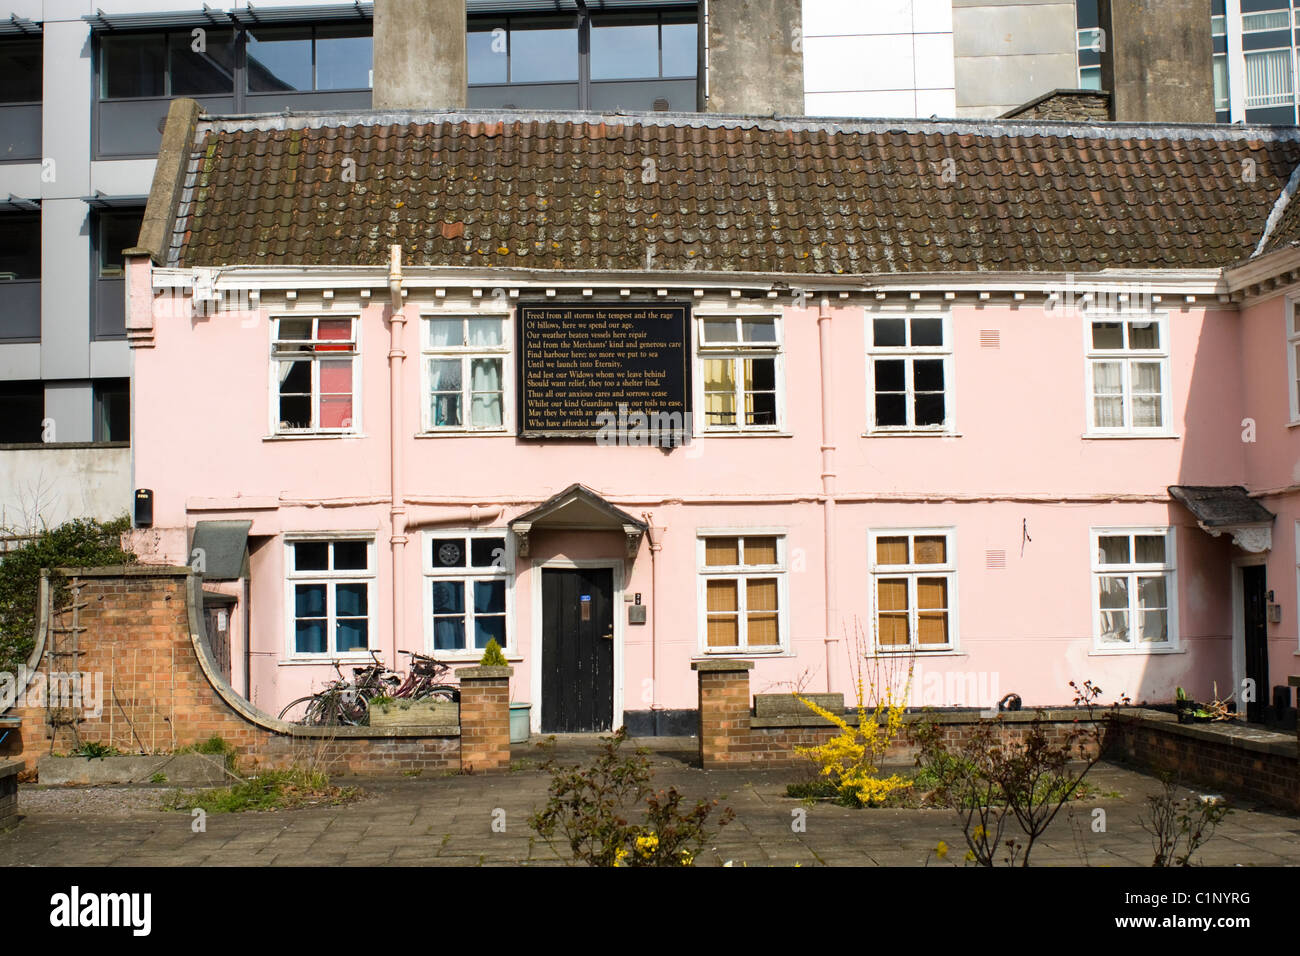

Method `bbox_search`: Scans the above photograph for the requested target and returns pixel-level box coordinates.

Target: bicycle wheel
[418,684,460,704]
[338,690,369,726]
[278,696,317,724]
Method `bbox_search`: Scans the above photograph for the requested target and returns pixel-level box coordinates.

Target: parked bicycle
[394,650,460,703]
[278,652,394,726]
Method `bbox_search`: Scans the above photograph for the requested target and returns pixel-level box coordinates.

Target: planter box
[754,693,845,718]
[0,759,19,830]
[36,753,229,786]
[369,699,459,728]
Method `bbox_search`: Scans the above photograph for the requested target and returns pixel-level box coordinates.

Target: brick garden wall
[2,567,482,777]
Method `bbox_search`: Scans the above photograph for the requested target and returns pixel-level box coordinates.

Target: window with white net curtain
[1085,315,1169,434]
[424,315,509,431]
[1245,48,1293,108]
[1092,528,1177,651]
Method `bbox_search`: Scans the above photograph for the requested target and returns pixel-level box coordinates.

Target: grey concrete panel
[952,3,1077,58]
[39,198,91,381]
[40,20,91,201]
[373,0,467,109]
[89,339,129,379]
[0,342,39,379]
[468,83,580,109]
[89,159,156,198]
[954,52,1079,110]
[707,0,805,115]
[590,79,697,113]
[43,379,93,442]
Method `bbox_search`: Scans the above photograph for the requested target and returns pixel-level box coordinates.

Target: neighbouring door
[1243,564,1269,724]
[541,567,614,733]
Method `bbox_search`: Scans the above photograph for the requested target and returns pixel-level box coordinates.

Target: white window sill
[698,429,793,438]
[862,430,961,439]
[1088,645,1184,656]
[415,430,511,438]
[278,654,378,666]
[698,648,792,658]
[1287,420,1300,429]
[264,433,366,442]
[1081,432,1180,440]
[872,647,961,656]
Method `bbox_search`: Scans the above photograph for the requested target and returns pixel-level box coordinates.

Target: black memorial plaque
[516,302,691,438]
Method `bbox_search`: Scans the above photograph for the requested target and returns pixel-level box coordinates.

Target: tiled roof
[168,110,1300,275]
[1168,485,1275,526]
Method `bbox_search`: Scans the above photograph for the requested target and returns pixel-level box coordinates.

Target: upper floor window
[272,316,358,434]
[0,213,39,280]
[591,13,697,80]
[867,313,951,432]
[698,533,787,653]
[286,537,374,657]
[1245,48,1293,109]
[423,315,509,432]
[247,24,372,93]
[698,315,782,432]
[93,379,130,442]
[425,531,511,655]
[870,530,956,652]
[1085,314,1169,435]
[99,29,236,99]
[1092,529,1176,651]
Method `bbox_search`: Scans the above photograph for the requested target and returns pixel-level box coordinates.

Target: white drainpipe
[388,245,407,662]
[818,295,838,693]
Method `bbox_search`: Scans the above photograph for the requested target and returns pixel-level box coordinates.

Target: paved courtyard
[3,737,1299,867]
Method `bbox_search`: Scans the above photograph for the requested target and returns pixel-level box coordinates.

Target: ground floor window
[425,531,511,654]
[869,529,956,651]
[1091,528,1176,650]
[698,532,786,652]
[285,537,374,656]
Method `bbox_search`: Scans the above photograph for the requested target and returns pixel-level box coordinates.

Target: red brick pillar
[692,660,753,769]
[457,665,512,773]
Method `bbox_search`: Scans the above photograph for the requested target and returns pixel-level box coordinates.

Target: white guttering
[817,295,837,694]
[387,245,408,662]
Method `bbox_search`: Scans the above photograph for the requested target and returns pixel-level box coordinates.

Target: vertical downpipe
[388,245,407,662]
[644,514,663,730]
[818,296,838,693]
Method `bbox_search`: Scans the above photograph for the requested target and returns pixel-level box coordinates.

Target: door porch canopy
[509,484,647,559]
[1168,485,1276,553]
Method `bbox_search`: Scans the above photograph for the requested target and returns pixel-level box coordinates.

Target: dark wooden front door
[541,568,614,733]
[1243,564,1269,724]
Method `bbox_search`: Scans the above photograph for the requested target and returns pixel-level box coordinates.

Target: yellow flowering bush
[795,690,912,806]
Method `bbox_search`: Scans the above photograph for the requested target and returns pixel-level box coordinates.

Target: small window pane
[475,615,506,649]
[0,40,41,102]
[294,541,328,571]
[294,580,327,611]
[474,579,506,614]
[434,617,466,651]
[467,317,503,346]
[101,34,166,98]
[743,537,778,566]
[509,23,579,83]
[590,20,659,80]
[706,578,738,611]
[276,318,312,341]
[430,358,463,391]
[703,318,738,343]
[707,615,739,647]
[98,212,145,277]
[336,582,367,617]
[873,318,906,347]
[1091,322,1124,349]
[432,538,466,568]
[1134,535,1166,564]
[336,616,368,651]
[432,580,465,614]
[1128,321,1159,349]
[315,26,372,91]
[705,537,739,566]
[333,540,368,570]
[247,27,313,92]
[917,611,948,645]
[745,358,776,392]
[428,317,464,347]
[910,317,943,346]
[914,536,947,565]
[874,359,905,392]
[295,618,326,654]
[661,21,697,77]
[470,537,506,568]
[876,536,908,565]
[1098,536,1130,565]
[914,393,945,427]
[168,29,236,95]
[741,318,777,343]
[468,26,508,83]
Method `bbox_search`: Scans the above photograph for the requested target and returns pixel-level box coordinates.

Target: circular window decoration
[438,542,462,566]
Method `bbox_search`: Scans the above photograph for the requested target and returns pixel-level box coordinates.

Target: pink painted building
[124,100,1300,732]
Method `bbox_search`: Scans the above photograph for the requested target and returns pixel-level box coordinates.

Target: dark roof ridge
[195,107,1300,145]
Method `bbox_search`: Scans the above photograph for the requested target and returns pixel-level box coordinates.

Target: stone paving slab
[2,740,1299,867]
